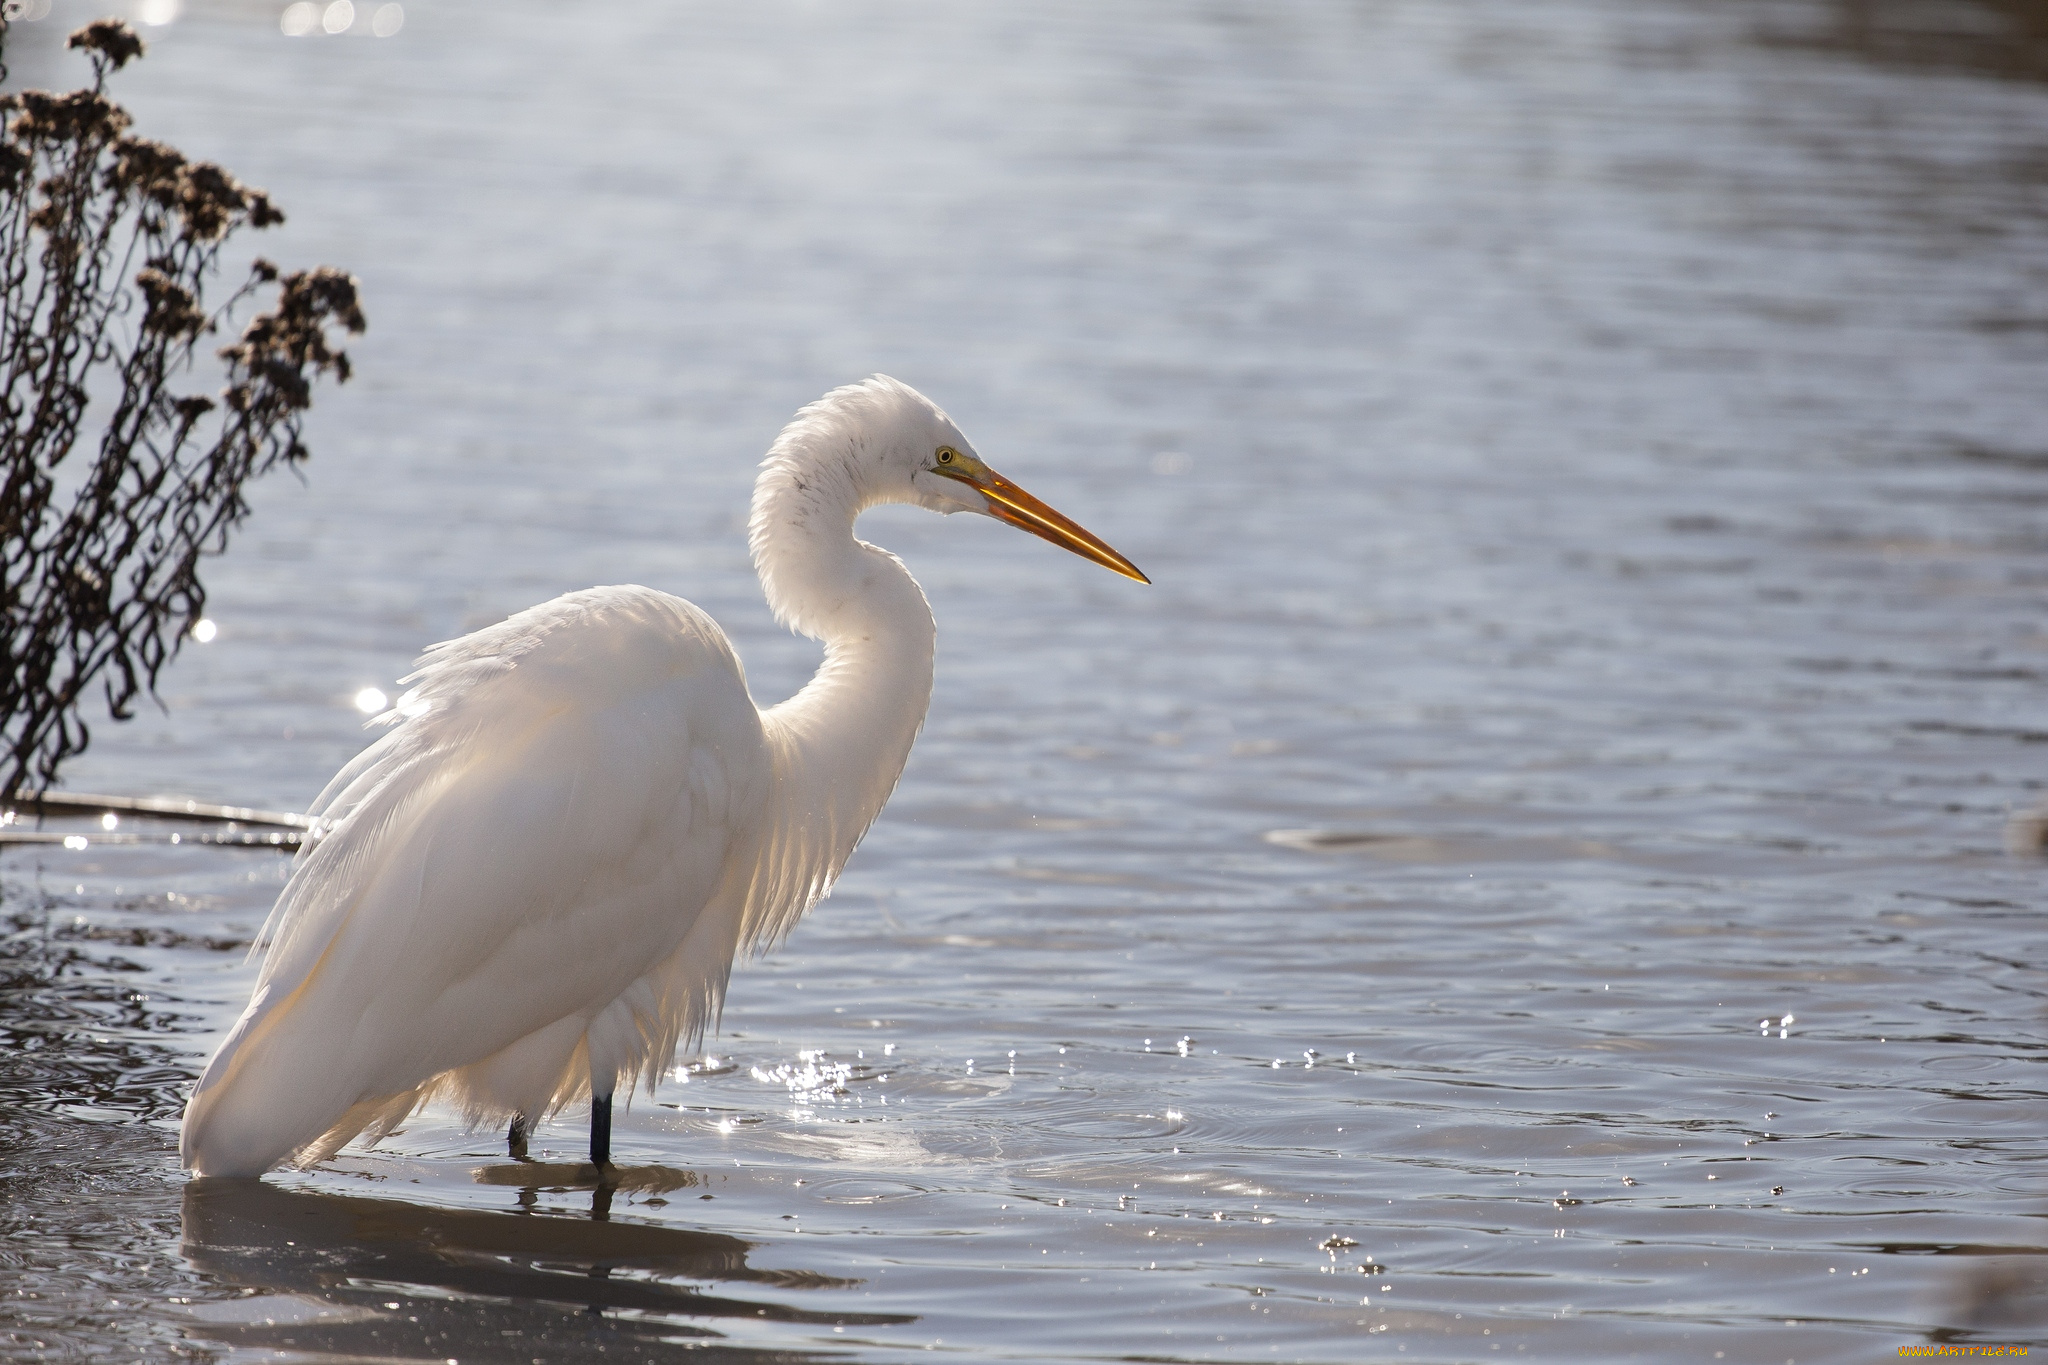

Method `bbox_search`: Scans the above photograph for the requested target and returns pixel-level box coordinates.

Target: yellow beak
[943,467,1150,584]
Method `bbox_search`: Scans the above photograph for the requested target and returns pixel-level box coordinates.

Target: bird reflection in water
[179,1173,912,1358]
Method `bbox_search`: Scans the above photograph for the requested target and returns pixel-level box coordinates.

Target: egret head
[756,376,1149,585]
[835,376,1155,585]
[916,437,1149,583]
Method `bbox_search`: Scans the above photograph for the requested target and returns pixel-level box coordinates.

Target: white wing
[181,586,769,1176]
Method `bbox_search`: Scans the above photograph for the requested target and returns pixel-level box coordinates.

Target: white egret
[179,376,1146,1178]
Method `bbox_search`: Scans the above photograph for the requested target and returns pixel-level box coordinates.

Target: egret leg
[590,1092,612,1169]
[508,1114,530,1159]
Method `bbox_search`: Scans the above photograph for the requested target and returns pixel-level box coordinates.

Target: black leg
[508,1114,530,1159]
[590,1092,612,1169]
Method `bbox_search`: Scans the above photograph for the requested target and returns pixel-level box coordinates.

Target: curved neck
[760,529,936,802]
[736,430,936,951]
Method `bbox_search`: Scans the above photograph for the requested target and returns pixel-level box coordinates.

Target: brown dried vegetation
[1,18,365,795]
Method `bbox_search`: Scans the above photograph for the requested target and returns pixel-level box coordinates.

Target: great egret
[179,376,1146,1178]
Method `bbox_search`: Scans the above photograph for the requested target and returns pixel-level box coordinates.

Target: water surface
[4,0,2046,1359]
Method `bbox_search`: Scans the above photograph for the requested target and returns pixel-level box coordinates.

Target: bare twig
[0,19,364,797]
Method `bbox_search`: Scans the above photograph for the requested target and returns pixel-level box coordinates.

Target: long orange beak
[947,468,1150,583]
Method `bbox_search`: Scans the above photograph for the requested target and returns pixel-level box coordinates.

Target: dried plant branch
[0,18,364,796]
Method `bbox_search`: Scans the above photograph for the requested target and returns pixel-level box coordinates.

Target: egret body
[179,377,1145,1178]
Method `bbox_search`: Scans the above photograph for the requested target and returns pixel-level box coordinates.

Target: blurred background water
[3,0,2046,1359]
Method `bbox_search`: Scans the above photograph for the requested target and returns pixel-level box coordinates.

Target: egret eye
[936,448,955,465]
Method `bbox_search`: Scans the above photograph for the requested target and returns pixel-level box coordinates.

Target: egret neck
[745,407,939,941]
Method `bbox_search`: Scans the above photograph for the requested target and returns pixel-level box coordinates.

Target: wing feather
[181,586,768,1176]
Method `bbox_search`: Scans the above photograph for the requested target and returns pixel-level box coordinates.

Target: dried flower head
[221,267,366,413]
[109,136,186,203]
[7,88,133,144]
[67,19,146,72]
[135,266,206,339]
[246,190,284,229]
[173,161,249,241]
[0,141,30,193]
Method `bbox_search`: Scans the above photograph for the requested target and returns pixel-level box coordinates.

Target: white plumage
[180,376,1145,1178]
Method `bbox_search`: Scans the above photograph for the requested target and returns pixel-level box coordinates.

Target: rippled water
[5,0,2048,1359]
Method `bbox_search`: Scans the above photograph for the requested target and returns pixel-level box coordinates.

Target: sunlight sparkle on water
[353,687,388,714]
[750,1049,853,1100]
[282,1,400,36]
[189,618,217,643]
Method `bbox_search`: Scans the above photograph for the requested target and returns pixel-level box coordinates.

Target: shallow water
[4,0,2047,1359]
